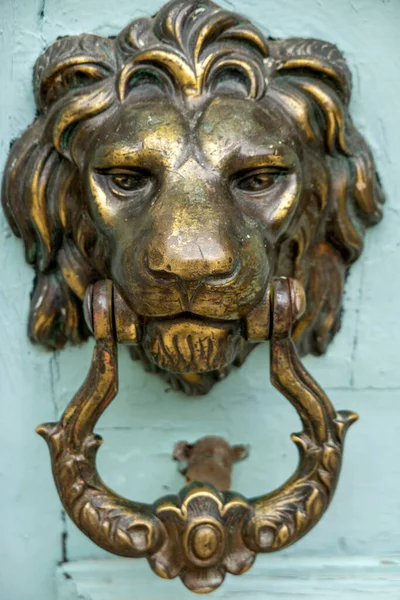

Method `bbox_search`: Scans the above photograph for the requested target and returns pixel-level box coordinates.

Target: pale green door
[1,1,400,599]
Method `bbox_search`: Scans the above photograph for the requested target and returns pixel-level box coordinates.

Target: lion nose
[146,235,239,284]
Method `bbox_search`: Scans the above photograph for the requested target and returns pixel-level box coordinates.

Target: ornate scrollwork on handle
[37,277,357,594]
[243,278,358,553]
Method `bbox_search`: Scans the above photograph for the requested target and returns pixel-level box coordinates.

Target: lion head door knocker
[2,0,383,593]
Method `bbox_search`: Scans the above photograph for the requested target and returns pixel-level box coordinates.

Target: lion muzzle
[142,318,242,374]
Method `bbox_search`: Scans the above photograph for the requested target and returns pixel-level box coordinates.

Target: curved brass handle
[37,277,357,594]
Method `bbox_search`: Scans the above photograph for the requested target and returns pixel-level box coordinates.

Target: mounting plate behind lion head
[2,0,383,395]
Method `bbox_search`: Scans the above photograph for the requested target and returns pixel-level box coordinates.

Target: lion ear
[269,38,351,104]
[34,34,116,113]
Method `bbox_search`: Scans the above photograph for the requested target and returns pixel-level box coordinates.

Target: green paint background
[1,0,399,598]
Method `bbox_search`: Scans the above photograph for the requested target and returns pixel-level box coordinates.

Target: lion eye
[110,171,150,193]
[235,169,287,193]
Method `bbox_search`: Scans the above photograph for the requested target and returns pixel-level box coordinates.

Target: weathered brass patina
[2,0,383,593]
[37,276,358,593]
[2,0,383,393]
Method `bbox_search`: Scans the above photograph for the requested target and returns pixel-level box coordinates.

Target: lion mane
[2,0,383,374]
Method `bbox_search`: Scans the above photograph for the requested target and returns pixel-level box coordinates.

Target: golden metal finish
[1,0,383,393]
[1,0,383,593]
[37,277,357,593]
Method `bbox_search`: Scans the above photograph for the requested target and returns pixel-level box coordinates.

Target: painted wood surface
[0,0,399,599]
[57,557,400,600]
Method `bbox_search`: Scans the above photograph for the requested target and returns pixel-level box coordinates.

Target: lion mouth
[142,315,242,374]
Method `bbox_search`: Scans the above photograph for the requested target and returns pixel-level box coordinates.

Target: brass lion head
[2,0,383,394]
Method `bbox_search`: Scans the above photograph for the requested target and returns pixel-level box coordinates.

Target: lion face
[84,93,305,373]
[2,0,383,393]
